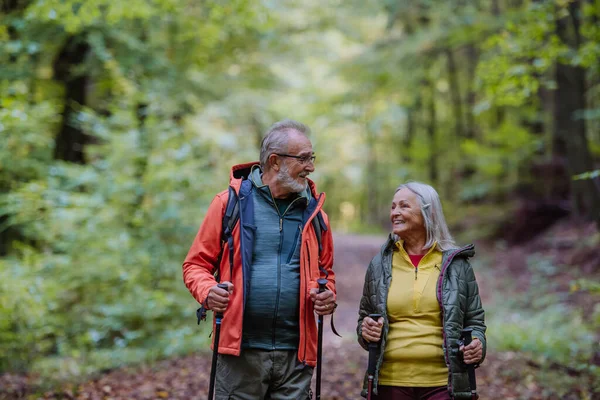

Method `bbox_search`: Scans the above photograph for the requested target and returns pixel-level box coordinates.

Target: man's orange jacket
[182,162,336,367]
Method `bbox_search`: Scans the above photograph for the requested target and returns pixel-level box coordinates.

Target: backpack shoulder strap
[222,186,240,244]
[198,185,242,324]
[213,186,240,283]
[311,210,327,254]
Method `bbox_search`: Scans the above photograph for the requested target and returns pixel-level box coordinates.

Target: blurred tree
[554,0,600,223]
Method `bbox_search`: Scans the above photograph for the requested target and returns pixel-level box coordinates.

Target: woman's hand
[361,316,384,342]
[460,337,483,364]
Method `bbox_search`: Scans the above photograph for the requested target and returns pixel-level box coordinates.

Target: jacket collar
[441,243,475,264]
[382,234,475,259]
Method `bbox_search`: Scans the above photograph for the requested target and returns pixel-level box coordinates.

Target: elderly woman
[357,182,486,400]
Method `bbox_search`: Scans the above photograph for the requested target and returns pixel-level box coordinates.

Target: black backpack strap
[198,186,239,325]
[311,218,322,254]
[222,187,239,243]
[220,186,240,281]
[217,180,251,285]
[310,209,327,253]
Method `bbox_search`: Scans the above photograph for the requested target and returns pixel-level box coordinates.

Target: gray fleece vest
[241,173,308,350]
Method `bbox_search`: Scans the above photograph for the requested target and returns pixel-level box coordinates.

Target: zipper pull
[279,218,283,232]
[415,266,418,280]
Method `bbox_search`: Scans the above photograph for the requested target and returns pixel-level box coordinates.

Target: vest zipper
[266,192,283,350]
[267,191,292,350]
[273,217,283,349]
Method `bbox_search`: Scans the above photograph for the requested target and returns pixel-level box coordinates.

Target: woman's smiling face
[390,187,425,238]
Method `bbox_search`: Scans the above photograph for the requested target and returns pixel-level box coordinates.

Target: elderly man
[183,119,337,399]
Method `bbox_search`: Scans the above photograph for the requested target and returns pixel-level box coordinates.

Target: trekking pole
[207,283,229,400]
[315,278,328,400]
[366,313,382,400]
[460,328,479,400]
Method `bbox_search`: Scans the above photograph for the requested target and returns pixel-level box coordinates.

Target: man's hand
[310,288,336,315]
[205,281,234,313]
[361,316,383,343]
[460,337,483,364]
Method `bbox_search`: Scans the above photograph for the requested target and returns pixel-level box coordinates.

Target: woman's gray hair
[260,119,310,170]
[395,181,456,251]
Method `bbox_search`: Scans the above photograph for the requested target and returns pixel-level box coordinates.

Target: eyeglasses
[275,153,316,164]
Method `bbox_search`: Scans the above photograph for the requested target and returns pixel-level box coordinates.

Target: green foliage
[573,169,600,181]
[0,153,214,373]
[461,121,538,178]
[486,253,600,373]
[571,279,600,296]
[488,304,597,369]
[477,2,565,106]
[477,0,600,107]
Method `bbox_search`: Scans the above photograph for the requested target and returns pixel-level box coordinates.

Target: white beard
[277,163,308,193]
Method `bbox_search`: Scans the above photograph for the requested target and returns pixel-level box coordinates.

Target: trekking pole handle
[460,328,479,400]
[461,327,473,346]
[367,313,382,376]
[215,283,229,319]
[317,278,328,293]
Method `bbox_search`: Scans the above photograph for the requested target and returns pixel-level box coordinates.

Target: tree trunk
[53,36,90,164]
[447,47,474,184]
[426,77,438,185]
[403,92,421,163]
[491,0,500,16]
[465,44,478,139]
[404,108,414,164]
[446,48,464,139]
[365,122,379,226]
[0,0,32,256]
[1,0,27,13]
[555,0,600,223]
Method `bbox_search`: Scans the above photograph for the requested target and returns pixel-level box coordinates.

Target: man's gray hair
[395,181,456,251]
[260,119,311,170]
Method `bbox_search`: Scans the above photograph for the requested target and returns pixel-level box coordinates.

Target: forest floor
[1,222,598,399]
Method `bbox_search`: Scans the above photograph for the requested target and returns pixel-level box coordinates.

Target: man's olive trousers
[215,349,313,399]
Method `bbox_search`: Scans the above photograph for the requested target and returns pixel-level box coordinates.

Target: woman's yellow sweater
[378,241,448,387]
